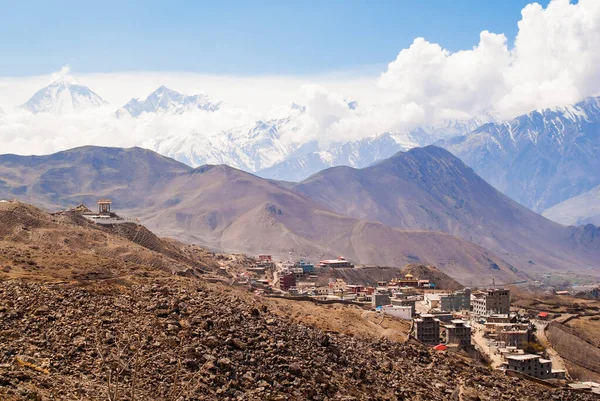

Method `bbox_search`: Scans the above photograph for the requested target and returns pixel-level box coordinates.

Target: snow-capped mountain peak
[20,74,107,114]
[117,86,221,117]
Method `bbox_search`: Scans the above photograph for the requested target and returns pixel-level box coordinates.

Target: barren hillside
[0,147,526,284]
[0,204,595,400]
[294,146,600,276]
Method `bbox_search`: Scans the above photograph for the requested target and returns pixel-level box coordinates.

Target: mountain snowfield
[20,75,107,114]
[441,96,600,213]
[256,131,433,181]
[116,86,221,117]
[147,113,308,172]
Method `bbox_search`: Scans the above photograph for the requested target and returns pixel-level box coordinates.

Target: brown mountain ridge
[1,145,596,283]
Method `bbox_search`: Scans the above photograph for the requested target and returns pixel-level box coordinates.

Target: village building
[444,319,472,349]
[318,256,354,268]
[418,279,432,288]
[98,199,112,214]
[537,311,551,321]
[295,260,315,274]
[328,278,348,293]
[486,313,517,323]
[430,313,455,322]
[503,354,566,380]
[472,288,511,316]
[258,254,272,262]
[397,273,419,287]
[414,314,441,345]
[391,295,417,316]
[498,328,531,349]
[372,293,391,308]
[381,305,412,320]
[440,288,471,312]
[346,284,365,295]
[424,293,441,310]
[279,272,296,291]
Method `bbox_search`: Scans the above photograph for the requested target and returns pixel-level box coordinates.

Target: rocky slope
[294,146,600,277]
[3,280,595,401]
[543,184,600,226]
[0,201,594,400]
[441,96,600,213]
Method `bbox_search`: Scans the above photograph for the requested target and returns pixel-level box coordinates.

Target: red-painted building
[279,273,296,291]
[258,255,273,262]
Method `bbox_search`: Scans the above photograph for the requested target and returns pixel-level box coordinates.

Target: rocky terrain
[0,200,597,400]
[2,279,597,401]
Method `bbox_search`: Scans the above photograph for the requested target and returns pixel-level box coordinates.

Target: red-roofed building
[538,312,549,320]
[433,344,447,351]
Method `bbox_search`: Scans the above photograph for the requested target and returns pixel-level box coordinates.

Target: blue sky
[0,0,550,76]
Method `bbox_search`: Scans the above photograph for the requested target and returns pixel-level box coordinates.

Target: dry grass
[565,316,600,348]
[263,297,410,342]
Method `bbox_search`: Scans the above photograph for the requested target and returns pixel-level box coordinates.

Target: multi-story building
[440,288,471,312]
[503,355,566,380]
[472,289,510,316]
[391,297,416,316]
[445,319,472,349]
[415,314,440,345]
[372,293,391,308]
[329,278,347,292]
[279,272,296,291]
[498,329,531,349]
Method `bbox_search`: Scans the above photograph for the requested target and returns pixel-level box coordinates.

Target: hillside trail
[535,320,567,373]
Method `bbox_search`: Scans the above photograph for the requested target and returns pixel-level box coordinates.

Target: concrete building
[415,314,441,345]
[372,293,391,308]
[498,329,531,349]
[391,297,416,316]
[328,279,347,293]
[424,293,441,309]
[472,289,510,316]
[279,272,296,291]
[295,260,315,274]
[318,257,354,268]
[503,354,566,380]
[382,305,412,320]
[440,288,471,312]
[445,319,472,349]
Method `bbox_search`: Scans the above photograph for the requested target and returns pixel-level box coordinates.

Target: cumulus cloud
[380,0,600,120]
[0,0,599,157]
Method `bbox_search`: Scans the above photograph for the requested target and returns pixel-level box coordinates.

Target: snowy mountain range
[146,107,309,172]
[441,96,600,213]
[255,131,434,181]
[116,86,221,117]
[20,75,107,114]
[12,75,600,224]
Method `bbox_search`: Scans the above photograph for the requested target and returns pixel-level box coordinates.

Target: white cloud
[380,0,600,119]
[0,0,599,158]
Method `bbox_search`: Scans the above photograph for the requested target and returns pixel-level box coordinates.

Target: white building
[382,305,412,320]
